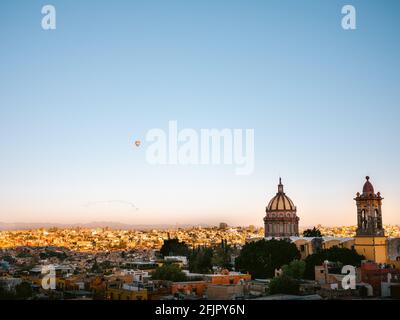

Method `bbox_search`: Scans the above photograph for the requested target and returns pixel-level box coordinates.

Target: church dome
[362,176,374,194]
[266,178,296,211]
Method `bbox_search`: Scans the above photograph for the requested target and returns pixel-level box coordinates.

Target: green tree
[117,241,127,250]
[39,250,67,260]
[0,283,14,299]
[269,274,300,295]
[304,246,365,279]
[281,260,306,280]
[189,247,214,274]
[211,240,234,270]
[160,238,190,257]
[151,263,187,282]
[2,255,16,264]
[91,259,101,273]
[15,282,33,300]
[303,227,322,237]
[235,239,300,279]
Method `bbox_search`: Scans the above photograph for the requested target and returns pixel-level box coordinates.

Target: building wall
[106,288,148,300]
[207,274,251,285]
[387,259,400,269]
[322,239,355,250]
[355,236,388,263]
[207,284,244,300]
[360,261,400,296]
[293,239,314,259]
[243,281,268,296]
[171,281,207,297]
[387,238,400,261]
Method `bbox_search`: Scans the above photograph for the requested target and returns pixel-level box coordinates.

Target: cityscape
[1,177,400,300]
[1,0,400,311]
[1,224,400,253]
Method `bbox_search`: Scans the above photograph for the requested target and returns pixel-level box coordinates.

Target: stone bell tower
[355,176,384,237]
[354,176,387,263]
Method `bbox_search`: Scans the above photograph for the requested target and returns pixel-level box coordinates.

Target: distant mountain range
[0,222,331,231]
[0,221,213,231]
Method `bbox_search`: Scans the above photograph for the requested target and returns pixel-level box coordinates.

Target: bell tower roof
[362,176,375,194]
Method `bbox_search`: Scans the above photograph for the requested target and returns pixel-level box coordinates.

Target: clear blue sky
[1,0,399,227]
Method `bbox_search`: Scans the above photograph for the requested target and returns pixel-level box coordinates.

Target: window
[300,245,305,252]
